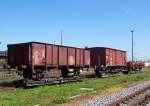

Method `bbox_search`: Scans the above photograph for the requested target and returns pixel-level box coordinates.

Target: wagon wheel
[36,72,44,80]
[74,69,80,76]
[94,67,103,78]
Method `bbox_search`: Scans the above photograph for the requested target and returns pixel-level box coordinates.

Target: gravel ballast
[81,81,150,106]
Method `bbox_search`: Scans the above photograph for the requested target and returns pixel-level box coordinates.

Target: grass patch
[51,96,69,104]
[0,69,150,106]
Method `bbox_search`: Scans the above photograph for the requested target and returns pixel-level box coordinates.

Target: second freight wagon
[87,47,127,76]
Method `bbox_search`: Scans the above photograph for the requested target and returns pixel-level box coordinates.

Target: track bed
[16,77,83,88]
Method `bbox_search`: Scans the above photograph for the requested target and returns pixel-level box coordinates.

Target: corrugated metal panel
[80,49,84,66]
[88,48,105,66]
[52,45,58,65]
[68,48,75,65]
[76,48,81,66]
[115,50,126,66]
[8,46,16,65]
[106,48,114,66]
[8,44,30,66]
[46,45,53,65]
[112,49,116,66]
[59,46,67,66]
[116,50,121,65]
[32,43,45,65]
[84,50,90,66]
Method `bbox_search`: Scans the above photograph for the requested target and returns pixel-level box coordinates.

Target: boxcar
[8,42,90,79]
[87,47,127,76]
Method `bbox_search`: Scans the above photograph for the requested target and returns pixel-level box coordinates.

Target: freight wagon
[8,42,90,80]
[127,61,144,71]
[87,47,127,76]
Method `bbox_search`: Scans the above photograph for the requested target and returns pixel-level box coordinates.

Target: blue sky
[0,0,150,60]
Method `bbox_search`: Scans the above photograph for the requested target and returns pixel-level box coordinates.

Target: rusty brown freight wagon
[8,42,90,79]
[127,61,144,71]
[87,47,127,76]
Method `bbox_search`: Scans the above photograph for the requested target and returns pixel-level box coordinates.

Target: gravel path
[81,81,150,106]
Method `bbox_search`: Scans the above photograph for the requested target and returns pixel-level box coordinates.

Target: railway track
[0,68,144,88]
[22,72,124,88]
[22,76,83,87]
[120,89,150,106]
[0,70,140,88]
[82,81,150,106]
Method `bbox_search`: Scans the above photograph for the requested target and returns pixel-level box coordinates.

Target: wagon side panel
[68,48,75,66]
[8,45,16,66]
[16,44,30,65]
[84,50,90,66]
[32,43,46,66]
[46,45,53,66]
[59,46,68,66]
[75,48,81,66]
[80,49,84,66]
[8,44,30,67]
[51,45,59,66]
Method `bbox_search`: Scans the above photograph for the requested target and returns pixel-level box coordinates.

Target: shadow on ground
[0,81,14,87]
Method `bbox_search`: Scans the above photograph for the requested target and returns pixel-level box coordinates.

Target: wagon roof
[88,47,126,52]
[7,41,87,50]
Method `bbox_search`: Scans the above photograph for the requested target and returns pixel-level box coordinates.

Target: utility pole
[131,30,134,68]
[61,30,63,45]
[54,41,56,45]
